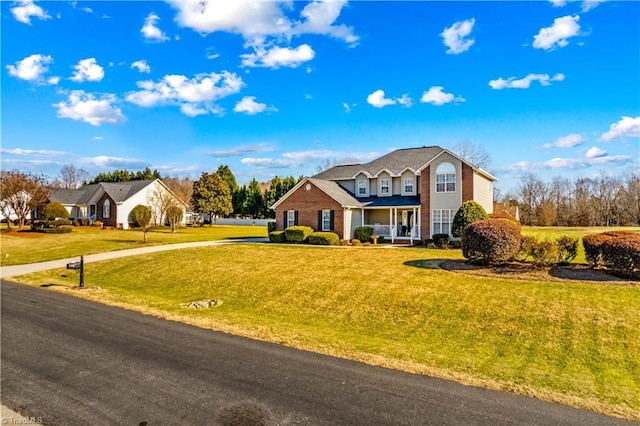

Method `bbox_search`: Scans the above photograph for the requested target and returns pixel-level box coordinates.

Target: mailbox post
[66,256,85,287]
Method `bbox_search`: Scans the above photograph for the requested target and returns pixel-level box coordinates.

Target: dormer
[355,172,369,197]
[377,171,392,197]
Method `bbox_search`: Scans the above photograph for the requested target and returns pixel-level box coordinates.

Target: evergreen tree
[191,172,232,224]
[243,179,264,219]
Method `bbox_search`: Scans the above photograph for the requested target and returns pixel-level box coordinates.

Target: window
[436,162,456,193]
[403,177,414,194]
[357,180,368,196]
[322,210,331,231]
[379,178,390,195]
[287,210,296,227]
[432,209,454,235]
[103,199,111,219]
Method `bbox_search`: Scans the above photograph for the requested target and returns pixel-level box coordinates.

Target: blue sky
[2,0,638,193]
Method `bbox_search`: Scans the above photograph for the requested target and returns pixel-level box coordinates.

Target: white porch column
[411,207,416,243]
[361,208,364,226]
[389,208,394,244]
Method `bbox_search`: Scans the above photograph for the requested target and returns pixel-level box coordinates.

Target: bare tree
[619,171,640,225]
[315,157,361,174]
[0,171,50,229]
[163,176,193,209]
[453,141,491,170]
[591,172,622,226]
[59,164,91,189]
[516,173,548,226]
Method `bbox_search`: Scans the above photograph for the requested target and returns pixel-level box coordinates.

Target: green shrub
[41,201,69,220]
[516,235,538,261]
[351,239,362,246]
[268,231,286,243]
[267,221,277,233]
[600,234,640,277]
[354,226,374,243]
[488,213,521,232]
[449,240,461,249]
[31,219,72,230]
[284,225,313,243]
[462,219,521,265]
[37,226,72,234]
[557,235,578,264]
[530,240,560,266]
[130,205,151,228]
[583,234,608,267]
[308,232,339,245]
[451,201,488,238]
[432,233,450,248]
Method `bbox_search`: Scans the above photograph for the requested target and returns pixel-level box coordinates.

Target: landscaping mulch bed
[439,260,639,284]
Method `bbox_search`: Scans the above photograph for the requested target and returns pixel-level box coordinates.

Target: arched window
[103,199,111,218]
[435,162,456,193]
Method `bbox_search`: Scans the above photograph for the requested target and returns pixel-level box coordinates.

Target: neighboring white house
[47,179,188,229]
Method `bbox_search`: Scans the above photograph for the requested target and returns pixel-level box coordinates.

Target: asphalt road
[1,280,636,426]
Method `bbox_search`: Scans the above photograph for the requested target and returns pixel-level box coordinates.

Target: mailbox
[67,261,81,270]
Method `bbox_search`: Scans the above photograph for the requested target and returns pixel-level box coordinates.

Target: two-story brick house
[271,146,496,243]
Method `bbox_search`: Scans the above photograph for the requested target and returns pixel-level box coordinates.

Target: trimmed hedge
[354,226,374,243]
[42,201,69,220]
[267,222,277,233]
[557,235,578,264]
[488,213,521,232]
[268,231,286,243]
[284,226,314,243]
[432,233,450,248]
[32,219,73,231]
[309,232,339,245]
[583,232,640,276]
[462,219,520,265]
[452,201,488,238]
[530,240,560,266]
[38,226,73,234]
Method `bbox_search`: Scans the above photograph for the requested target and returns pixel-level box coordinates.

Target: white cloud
[242,149,379,168]
[6,54,53,82]
[582,0,606,12]
[126,71,244,117]
[210,143,276,157]
[397,94,413,108]
[91,136,103,141]
[543,133,584,148]
[585,147,607,158]
[0,148,69,156]
[70,58,104,82]
[71,1,93,13]
[441,18,476,55]
[53,90,126,126]
[241,40,315,69]
[11,0,50,25]
[420,86,465,106]
[233,96,277,115]
[366,90,396,108]
[291,0,358,45]
[489,73,565,89]
[47,76,60,85]
[131,60,151,74]
[141,12,169,42]
[81,156,148,169]
[343,102,356,113]
[500,151,632,172]
[533,15,581,50]
[600,116,640,141]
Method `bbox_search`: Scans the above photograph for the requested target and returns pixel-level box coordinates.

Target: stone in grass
[182,299,217,309]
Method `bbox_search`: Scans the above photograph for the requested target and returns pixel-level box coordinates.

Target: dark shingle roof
[100,180,155,202]
[48,180,156,205]
[307,178,362,207]
[359,195,421,208]
[313,146,444,180]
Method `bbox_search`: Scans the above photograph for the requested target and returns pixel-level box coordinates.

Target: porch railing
[366,224,393,237]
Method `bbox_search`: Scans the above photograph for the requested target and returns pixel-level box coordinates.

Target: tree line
[510,172,639,227]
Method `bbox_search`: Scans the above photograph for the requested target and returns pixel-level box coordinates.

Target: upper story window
[403,177,414,194]
[379,178,390,195]
[103,199,111,218]
[357,180,368,196]
[436,162,456,193]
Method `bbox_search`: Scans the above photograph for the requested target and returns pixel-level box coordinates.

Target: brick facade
[419,166,430,241]
[97,193,116,227]
[276,182,344,238]
[462,163,474,203]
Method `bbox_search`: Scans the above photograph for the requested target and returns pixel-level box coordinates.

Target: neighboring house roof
[313,146,497,181]
[48,179,189,207]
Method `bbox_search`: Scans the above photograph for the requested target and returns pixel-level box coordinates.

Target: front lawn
[0,225,267,266]
[13,244,640,420]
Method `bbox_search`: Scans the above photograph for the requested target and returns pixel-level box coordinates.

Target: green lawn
[0,225,267,266]
[13,244,640,420]
[521,226,640,264]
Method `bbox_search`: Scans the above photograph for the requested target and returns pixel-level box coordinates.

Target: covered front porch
[359,206,421,244]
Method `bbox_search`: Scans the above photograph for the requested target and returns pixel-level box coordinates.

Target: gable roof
[313,146,497,181]
[48,179,189,207]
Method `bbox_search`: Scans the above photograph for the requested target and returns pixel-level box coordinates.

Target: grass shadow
[404,259,451,269]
